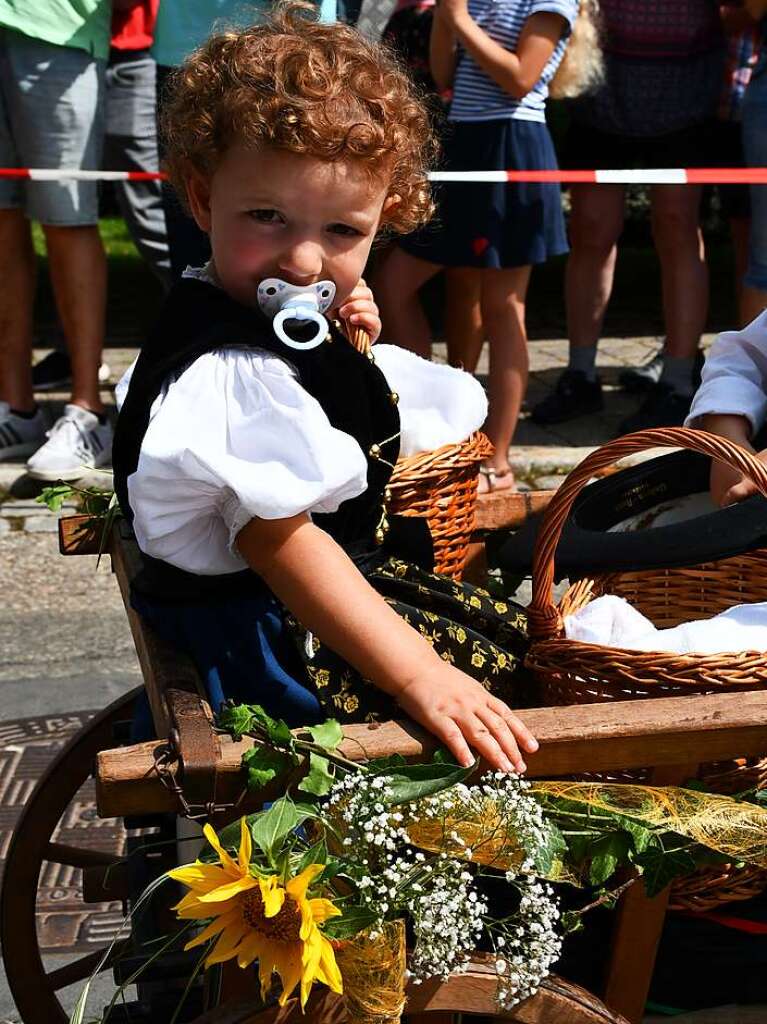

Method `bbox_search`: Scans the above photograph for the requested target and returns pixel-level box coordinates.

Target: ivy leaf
[373,759,477,806]
[217,704,255,742]
[307,720,343,751]
[322,905,379,940]
[635,841,697,898]
[365,753,407,772]
[531,822,568,877]
[588,834,631,886]
[250,797,308,859]
[242,745,292,791]
[298,753,335,797]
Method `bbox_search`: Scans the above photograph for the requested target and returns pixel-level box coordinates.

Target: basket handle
[528,427,767,640]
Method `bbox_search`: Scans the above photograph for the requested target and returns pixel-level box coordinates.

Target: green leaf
[242,746,292,791]
[322,905,379,940]
[531,822,568,877]
[365,753,407,772]
[588,834,630,886]
[217,704,256,742]
[37,484,74,513]
[250,798,308,859]
[296,838,328,875]
[635,841,698,898]
[298,753,335,797]
[307,719,343,751]
[374,759,477,806]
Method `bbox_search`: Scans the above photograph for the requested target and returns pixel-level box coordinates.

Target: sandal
[478,464,516,494]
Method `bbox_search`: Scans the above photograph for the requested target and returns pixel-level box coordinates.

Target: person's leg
[478,266,531,491]
[42,224,107,414]
[444,268,484,371]
[0,210,36,412]
[371,245,442,357]
[105,54,171,289]
[741,71,767,323]
[651,183,707,370]
[531,184,624,424]
[566,183,626,362]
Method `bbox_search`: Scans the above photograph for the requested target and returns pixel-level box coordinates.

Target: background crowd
[0,0,766,490]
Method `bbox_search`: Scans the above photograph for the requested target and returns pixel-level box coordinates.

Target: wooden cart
[3,497,767,1024]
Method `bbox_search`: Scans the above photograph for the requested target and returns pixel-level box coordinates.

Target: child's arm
[236,513,538,773]
[430,6,460,93]
[687,312,767,505]
[436,0,568,99]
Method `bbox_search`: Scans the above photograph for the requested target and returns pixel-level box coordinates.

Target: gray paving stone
[24,516,60,533]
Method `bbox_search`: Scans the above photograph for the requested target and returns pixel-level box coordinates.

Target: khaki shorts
[0,28,105,226]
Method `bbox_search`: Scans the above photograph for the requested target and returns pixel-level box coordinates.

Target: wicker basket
[346,326,492,581]
[389,432,494,580]
[525,427,767,910]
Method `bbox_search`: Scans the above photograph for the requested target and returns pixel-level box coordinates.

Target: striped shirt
[449,0,577,123]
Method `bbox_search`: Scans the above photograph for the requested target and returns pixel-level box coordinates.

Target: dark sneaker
[32,351,72,391]
[530,369,603,425]
[617,383,692,435]
[618,348,705,395]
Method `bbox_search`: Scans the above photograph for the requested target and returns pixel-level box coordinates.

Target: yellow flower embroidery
[494,602,508,614]
[469,596,482,609]
[471,652,486,669]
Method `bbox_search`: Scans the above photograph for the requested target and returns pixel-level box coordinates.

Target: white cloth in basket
[564,594,767,654]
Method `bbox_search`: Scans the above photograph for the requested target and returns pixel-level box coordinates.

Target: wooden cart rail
[97,688,767,817]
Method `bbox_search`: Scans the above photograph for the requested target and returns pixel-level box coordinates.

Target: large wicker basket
[525,427,767,911]
[389,432,494,580]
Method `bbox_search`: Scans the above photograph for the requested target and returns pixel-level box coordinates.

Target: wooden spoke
[44,841,123,870]
[46,941,129,991]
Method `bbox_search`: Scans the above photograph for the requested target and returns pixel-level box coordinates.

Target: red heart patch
[472,236,490,256]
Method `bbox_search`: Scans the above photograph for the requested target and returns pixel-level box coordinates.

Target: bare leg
[478,266,532,490]
[371,245,441,357]
[650,184,707,360]
[42,224,107,414]
[0,209,36,412]
[566,183,626,351]
[444,268,484,371]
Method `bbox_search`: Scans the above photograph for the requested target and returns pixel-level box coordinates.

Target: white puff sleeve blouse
[686,310,767,435]
[121,343,487,577]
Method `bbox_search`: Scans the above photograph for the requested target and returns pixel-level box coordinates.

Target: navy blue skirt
[399,118,568,269]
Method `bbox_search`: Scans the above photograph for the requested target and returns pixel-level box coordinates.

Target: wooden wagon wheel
[185,959,628,1023]
[1,689,141,1024]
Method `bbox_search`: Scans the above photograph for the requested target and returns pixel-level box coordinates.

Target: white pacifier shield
[257,278,336,351]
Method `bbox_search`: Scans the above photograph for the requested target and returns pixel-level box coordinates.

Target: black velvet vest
[113,278,429,602]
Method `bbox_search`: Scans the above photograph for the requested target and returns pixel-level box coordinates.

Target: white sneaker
[0,401,49,460]
[26,403,113,481]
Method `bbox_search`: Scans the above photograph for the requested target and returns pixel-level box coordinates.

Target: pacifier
[257,278,336,351]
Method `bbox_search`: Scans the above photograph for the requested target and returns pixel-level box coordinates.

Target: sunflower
[169,819,343,1010]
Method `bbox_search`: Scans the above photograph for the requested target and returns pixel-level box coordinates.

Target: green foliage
[370,758,477,806]
[307,720,343,750]
[242,746,293,790]
[250,797,314,862]
[298,752,335,797]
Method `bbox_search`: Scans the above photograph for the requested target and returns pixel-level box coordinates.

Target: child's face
[186,144,392,310]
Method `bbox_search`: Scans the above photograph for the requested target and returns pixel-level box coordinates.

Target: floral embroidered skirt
[132,558,530,732]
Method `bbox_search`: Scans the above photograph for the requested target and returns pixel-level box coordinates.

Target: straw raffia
[335,920,407,1024]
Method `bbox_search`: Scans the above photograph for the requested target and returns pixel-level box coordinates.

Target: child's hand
[395,662,538,773]
[338,279,382,344]
[712,446,767,506]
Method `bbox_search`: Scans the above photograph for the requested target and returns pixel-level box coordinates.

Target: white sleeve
[372,344,488,457]
[127,349,368,575]
[686,310,767,434]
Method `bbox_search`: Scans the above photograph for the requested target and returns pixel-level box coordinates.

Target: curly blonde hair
[549,0,604,100]
[161,2,436,235]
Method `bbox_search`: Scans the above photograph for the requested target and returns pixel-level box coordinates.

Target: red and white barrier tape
[5,167,767,184]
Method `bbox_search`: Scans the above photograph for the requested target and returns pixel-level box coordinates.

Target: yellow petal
[299,930,324,1010]
[259,876,286,918]
[285,863,324,901]
[183,909,240,951]
[271,941,305,1007]
[314,935,343,995]
[307,897,342,924]
[197,875,258,903]
[238,817,252,872]
[167,863,226,889]
[205,922,248,967]
[236,930,266,971]
[203,823,240,875]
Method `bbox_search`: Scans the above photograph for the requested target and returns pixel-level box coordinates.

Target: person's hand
[712,445,767,506]
[337,279,381,344]
[395,662,539,773]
